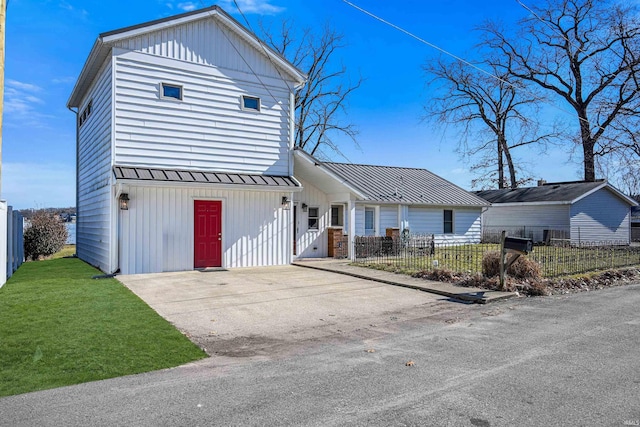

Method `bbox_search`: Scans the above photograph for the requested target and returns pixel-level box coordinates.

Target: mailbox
[504,236,533,254]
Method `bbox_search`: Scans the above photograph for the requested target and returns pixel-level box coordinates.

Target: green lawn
[0,258,207,397]
[50,244,76,259]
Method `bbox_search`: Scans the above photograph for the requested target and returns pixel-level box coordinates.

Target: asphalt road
[2,283,639,427]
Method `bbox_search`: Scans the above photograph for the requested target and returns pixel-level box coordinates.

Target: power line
[342,0,607,133]
[195,0,297,128]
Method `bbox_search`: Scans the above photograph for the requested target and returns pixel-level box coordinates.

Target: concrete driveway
[118,265,467,358]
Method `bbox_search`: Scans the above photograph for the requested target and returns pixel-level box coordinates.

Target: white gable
[111,18,296,83]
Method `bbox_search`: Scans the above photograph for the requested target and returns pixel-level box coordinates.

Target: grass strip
[0,258,206,397]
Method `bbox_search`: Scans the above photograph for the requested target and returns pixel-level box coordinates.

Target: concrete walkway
[293,258,516,304]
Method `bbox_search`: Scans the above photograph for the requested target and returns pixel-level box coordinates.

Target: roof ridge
[323,161,436,173]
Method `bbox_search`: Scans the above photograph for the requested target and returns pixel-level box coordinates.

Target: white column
[348,198,356,261]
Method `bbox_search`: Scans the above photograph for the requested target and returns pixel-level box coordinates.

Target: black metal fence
[353,234,640,278]
[482,225,630,246]
[482,226,569,244]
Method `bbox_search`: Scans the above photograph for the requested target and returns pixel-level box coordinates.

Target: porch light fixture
[119,193,130,210]
[281,196,291,210]
[302,203,308,212]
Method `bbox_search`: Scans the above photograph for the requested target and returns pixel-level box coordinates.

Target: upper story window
[78,100,92,127]
[242,95,260,112]
[161,83,183,101]
[444,209,454,234]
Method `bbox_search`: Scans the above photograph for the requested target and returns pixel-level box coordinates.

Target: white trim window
[365,207,375,236]
[308,207,319,230]
[242,95,260,112]
[330,205,344,227]
[444,209,454,234]
[160,83,183,101]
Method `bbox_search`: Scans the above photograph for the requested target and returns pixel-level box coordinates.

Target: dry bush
[482,251,542,279]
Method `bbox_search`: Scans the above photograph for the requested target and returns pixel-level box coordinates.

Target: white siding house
[68,6,305,274]
[293,149,489,258]
[476,181,638,244]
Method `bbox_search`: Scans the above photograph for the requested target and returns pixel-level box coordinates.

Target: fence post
[499,230,506,290]
[0,201,7,287]
[6,205,12,279]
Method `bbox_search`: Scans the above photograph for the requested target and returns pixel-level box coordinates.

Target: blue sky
[1,0,584,209]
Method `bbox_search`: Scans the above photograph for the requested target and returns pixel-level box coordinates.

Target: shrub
[482,251,542,279]
[24,210,68,260]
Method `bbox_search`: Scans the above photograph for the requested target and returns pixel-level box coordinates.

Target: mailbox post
[499,232,534,290]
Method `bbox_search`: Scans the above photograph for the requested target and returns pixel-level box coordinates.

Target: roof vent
[538,179,547,186]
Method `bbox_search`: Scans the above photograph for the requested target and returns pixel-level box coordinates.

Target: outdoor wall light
[302,203,308,212]
[119,193,130,210]
[281,196,291,210]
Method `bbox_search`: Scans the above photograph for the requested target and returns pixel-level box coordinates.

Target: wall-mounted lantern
[281,196,291,210]
[119,193,130,210]
[302,203,308,212]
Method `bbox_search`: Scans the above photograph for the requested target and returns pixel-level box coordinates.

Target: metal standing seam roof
[474,181,610,204]
[321,162,489,207]
[113,166,300,188]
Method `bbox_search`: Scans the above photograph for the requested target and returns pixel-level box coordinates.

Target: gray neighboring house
[293,149,489,258]
[632,206,640,242]
[475,180,639,244]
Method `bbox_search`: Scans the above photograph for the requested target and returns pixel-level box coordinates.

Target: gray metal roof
[474,181,617,204]
[322,162,489,206]
[113,166,299,188]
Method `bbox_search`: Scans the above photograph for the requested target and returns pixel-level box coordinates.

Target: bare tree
[260,21,362,157]
[482,0,640,182]
[425,57,552,189]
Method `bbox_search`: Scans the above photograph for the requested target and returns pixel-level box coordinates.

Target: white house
[475,180,638,244]
[293,149,490,258]
[67,6,306,274]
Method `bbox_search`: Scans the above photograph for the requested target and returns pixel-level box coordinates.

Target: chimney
[537,179,547,186]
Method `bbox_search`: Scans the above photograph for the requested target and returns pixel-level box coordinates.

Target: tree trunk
[497,138,505,189]
[500,137,518,188]
[579,116,596,182]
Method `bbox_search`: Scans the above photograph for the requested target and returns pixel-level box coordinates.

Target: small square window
[242,95,260,111]
[308,207,319,230]
[161,83,182,100]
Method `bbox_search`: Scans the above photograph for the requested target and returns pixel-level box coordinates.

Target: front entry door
[194,200,222,268]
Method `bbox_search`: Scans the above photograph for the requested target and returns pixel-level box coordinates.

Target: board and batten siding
[77,58,114,272]
[111,18,293,82]
[112,49,291,175]
[570,189,631,244]
[407,206,482,243]
[118,185,292,274]
[295,177,329,258]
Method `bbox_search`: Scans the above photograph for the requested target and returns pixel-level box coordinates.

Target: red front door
[194,200,222,268]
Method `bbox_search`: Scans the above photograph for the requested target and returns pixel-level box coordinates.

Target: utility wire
[342,0,609,133]
[195,0,297,128]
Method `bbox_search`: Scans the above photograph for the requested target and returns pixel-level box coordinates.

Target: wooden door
[194,200,222,268]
